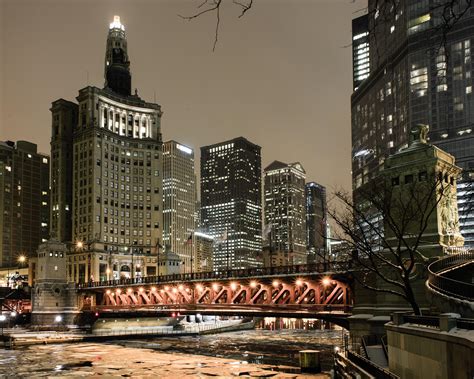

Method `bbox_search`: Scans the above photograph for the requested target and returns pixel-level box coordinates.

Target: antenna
[154,90,156,103]
[86,70,89,86]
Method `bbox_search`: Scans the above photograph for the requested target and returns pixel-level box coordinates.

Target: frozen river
[0,328,342,377]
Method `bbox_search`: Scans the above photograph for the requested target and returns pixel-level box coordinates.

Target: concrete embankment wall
[386,322,474,379]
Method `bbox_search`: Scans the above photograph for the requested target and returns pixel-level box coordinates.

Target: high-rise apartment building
[264,161,306,264]
[351,2,474,247]
[162,140,196,273]
[201,137,262,270]
[305,181,327,262]
[0,141,50,267]
[51,16,163,282]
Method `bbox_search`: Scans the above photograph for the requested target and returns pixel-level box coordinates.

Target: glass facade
[264,161,306,264]
[201,137,262,270]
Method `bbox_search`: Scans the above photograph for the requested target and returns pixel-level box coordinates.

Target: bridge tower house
[31,239,80,328]
[350,124,464,340]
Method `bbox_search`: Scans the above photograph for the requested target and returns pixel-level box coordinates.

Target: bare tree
[179,0,253,51]
[329,160,462,315]
[180,1,472,51]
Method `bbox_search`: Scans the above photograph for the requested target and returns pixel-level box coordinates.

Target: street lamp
[0,314,6,336]
[17,255,26,265]
[54,315,63,329]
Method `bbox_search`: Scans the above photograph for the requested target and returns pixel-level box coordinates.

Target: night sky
[0,0,365,196]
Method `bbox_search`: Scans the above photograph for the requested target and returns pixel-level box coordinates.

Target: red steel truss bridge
[78,262,354,328]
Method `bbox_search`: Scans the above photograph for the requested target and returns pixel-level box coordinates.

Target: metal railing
[395,314,474,331]
[403,315,440,328]
[90,321,241,337]
[427,251,474,301]
[346,351,399,379]
[78,260,353,289]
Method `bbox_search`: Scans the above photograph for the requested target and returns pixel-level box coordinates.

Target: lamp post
[0,314,6,336]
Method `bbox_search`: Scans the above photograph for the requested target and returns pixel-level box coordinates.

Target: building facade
[201,137,262,270]
[0,141,50,268]
[351,1,474,247]
[162,140,196,273]
[194,231,214,272]
[352,14,370,91]
[51,16,163,282]
[264,161,306,264]
[305,181,328,262]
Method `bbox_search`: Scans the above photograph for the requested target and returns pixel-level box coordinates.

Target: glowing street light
[322,277,331,286]
[17,255,26,264]
[230,282,237,291]
[0,314,6,336]
[250,281,257,288]
[295,279,303,287]
[272,280,279,288]
[76,241,84,249]
[54,315,62,323]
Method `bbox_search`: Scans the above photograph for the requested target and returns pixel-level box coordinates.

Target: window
[392,177,400,186]
[405,174,413,184]
[418,171,427,181]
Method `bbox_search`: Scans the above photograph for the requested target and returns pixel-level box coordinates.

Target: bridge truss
[78,264,353,320]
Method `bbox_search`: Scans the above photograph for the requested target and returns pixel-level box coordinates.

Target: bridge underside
[92,304,351,329]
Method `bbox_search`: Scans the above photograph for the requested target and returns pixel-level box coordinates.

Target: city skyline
[0,0,365,197]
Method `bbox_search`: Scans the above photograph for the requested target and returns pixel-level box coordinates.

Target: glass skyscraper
[201,137,262,270]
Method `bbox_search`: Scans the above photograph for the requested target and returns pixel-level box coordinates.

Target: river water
[0,324,343,378]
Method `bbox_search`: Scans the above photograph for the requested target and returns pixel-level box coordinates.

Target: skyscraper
[0,141,49,267]
[352,14,370,91]
[162,140,196,273]
[351,2,474,247]
[305,181,328,262]
[264,161,306,264]
[51,16,163,282]
[201,137,262,270]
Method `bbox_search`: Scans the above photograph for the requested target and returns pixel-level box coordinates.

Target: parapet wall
[386,317,474,379]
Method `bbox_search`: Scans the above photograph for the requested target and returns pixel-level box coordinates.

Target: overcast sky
[0,0,366,196]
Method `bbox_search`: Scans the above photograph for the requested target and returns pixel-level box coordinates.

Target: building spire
[104,15,131,96]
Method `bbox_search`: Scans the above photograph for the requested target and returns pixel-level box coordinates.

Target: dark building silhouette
[0,141,50,267]
[201,137,262,270]
[351,1,474,247]
[305,182,327,262]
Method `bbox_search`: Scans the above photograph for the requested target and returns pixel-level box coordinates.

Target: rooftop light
[110,15,125,31]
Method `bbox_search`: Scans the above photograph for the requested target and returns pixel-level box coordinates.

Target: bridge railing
[427,251,474,301]
[78,260,353,289]
[91,321,238,337]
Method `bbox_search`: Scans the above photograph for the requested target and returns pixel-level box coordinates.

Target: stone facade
[31,240,79,328]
